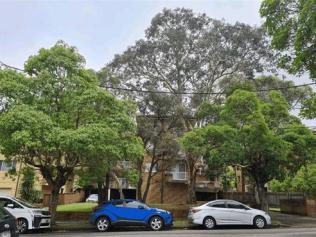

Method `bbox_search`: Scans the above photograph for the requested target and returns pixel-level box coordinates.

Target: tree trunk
[136,159,143,200]
[255,177,269,212]
[97,181,105,206]
[142,173,152,203]
[49,186,60,226]
[186,163,197,204]
[104,173,110,201]
[160,170,165,204]
[142,158,156,203]
[137,177,143,200]
[111,172,124,199]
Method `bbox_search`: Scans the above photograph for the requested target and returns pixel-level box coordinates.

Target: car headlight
[32,210,43,216]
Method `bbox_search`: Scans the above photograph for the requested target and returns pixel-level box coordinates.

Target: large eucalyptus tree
[105,8,275,203]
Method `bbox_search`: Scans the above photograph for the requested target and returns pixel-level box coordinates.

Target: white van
[0,195,51,234]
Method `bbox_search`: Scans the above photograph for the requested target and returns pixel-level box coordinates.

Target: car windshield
[14,198,36,208]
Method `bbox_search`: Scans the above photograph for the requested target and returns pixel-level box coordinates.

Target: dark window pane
[208,202,226,208]
[227,203,246,209]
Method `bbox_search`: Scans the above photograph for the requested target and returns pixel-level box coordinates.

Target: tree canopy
[181,89,316,211]
[105,7,277,204]
[0,41,143,223]
[260,0,316,79]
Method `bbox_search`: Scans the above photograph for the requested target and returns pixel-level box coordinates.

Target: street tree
[260,0,316,79]
[0,41,142,223]
[182,89,316,211]
[220,90,293,211]
[180,125,238,203]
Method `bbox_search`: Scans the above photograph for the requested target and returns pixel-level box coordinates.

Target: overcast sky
[0,0,315,126]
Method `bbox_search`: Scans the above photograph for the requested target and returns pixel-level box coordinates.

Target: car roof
[110,199,138,203]
[102,199,140,205]
[0,195,14,199]
[205,199,243,205]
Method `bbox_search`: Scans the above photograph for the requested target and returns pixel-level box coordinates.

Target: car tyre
[149,216,164,231]
[17,218,28,234]
[203,216,216,230]
[96,216,111,232]
[253,216,266,229]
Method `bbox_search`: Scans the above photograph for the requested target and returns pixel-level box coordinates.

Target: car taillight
[191,209,201,213]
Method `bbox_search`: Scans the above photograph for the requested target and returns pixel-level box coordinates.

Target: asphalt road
[26,228,316,237]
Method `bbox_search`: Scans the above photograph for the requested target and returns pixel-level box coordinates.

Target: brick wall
[43,191,85,206]
[143,173,188,204]
[280,199,307,216]
[306,198,316,217]
[280,198,316,217]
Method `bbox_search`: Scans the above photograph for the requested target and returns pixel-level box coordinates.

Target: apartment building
[0,153,221,204]
[0,154,21,196]
[141,156,221,204]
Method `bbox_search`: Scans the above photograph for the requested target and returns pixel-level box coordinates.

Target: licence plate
[41,219,50,224]
[0,231,11,237]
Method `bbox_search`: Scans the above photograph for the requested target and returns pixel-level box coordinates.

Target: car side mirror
[138,205,145,210]
[6,204,14,209]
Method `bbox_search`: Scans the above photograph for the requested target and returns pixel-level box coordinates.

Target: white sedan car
[188,199,271,229]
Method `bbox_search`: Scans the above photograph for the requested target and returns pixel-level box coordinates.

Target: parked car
[0,206,18,237]
[90,199,173,231]
[86,194,98,203]
[188,199,271,229]
[0,196,51,234]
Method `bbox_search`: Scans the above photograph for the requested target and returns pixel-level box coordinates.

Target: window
[0,160,16,172]
[227,202,248,210]
[208,202,226,208]
[0,198,23,209]
[125,201,149,209]
[0,207,8,220]
[125,201,140,209]
[144,162,157,173]
[112,200,125,207]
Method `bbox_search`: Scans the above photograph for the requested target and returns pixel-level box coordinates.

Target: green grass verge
[57,202,192,213]
[57,202,97,212]
[269,207,281,212]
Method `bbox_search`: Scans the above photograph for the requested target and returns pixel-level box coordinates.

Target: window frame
[226,201,250,210]
[207,201,227,208]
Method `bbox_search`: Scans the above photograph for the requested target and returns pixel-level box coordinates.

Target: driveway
[270,211,316,228]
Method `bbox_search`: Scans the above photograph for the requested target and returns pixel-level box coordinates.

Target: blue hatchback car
[90,199,173,231]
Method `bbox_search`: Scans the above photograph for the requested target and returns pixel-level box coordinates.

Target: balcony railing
[171,171,188,181]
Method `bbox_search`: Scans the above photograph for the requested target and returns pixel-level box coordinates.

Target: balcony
[167,171,188,183]
[196,180,221,192]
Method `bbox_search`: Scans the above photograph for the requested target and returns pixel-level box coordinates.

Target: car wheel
[253,216,266,229]
[149,216,164,231]
[17,218,28,234]
[203,216,216,230]
[96,216,111,232]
